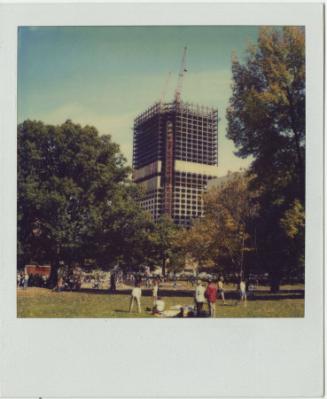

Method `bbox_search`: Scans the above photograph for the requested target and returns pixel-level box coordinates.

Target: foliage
[149,215,182,275]
[182,173,258,275]
[205,173,258,273]
[17,120,155,281]
[280,199,305,239]
[227,27,305,179]
[226,27,305,290]
[176,218,215,270]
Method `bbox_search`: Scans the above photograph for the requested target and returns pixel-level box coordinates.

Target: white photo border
[0,2,324,397]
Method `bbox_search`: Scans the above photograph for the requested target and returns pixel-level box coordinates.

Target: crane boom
[174,46,187,103]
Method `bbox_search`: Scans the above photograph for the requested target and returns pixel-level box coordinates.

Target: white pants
[129,296,141,313]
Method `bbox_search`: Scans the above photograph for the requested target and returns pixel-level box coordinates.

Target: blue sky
[18,26,259,175]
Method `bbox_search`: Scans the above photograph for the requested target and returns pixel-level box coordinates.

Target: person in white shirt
[153,297,165,314]
[218,277,226,304]
[194,280,206,316]
[152,280,159,305]
[23,273,29,289]
[129,283,142,313]
[240,280,247,304]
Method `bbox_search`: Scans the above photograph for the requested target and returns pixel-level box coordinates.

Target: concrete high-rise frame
[132,101,219,227]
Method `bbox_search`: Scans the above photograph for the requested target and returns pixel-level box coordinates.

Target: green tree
[182,173,258,277]
[206,173,258,277]
[279,199,305,282]
[226,27,305,291]
[150,215,181,276]
[17,119,153,284]
[176,217,215,271]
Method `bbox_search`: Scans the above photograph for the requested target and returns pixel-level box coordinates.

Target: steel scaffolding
[133,100,218,226]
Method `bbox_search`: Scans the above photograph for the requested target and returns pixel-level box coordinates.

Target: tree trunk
[49,258,59,289]
[48,247,60,289]
[162,256,166,277]
[270,274,280,293]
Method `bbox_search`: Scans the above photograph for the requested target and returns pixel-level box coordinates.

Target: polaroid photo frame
[0,2,324,398]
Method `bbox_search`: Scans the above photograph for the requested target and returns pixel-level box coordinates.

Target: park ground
[17,283,304,318]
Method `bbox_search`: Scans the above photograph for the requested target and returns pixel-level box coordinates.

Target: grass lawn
[17,287,304,318]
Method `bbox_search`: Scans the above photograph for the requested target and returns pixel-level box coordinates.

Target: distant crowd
[17,271,48,289]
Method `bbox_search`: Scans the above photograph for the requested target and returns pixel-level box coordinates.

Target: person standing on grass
[218,277,226,304]
[152,280,159,305]
[205,279,218,318]
[23,273,29,289]
[129,282,142,314]
[58,275,64,291]
[240,279,247,305]
[194,280,206,316]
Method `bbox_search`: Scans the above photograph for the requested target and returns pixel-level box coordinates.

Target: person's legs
[129,296,134,312]
[212,302,216,317]
[221,291,225,304]
[207,301,211,316]
[136,297,141,313]
[197,302,203,316]
[208,302,212,317]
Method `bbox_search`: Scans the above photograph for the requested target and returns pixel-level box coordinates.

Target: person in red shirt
[205,280,218,318]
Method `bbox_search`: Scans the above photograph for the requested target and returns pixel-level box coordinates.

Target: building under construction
[132,100,219,226]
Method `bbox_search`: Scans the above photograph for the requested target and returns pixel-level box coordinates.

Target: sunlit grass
[17,287,304,318]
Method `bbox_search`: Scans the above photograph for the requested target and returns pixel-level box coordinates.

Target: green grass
[17,287,304,318]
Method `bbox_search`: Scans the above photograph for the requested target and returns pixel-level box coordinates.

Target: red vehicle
[24,264,51,278]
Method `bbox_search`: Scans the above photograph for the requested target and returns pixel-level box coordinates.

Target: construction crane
[174,46,188,103]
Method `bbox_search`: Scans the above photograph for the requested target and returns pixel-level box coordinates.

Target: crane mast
[174,46,187,103]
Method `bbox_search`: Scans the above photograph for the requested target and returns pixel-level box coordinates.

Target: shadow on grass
[220,303,238,306]
[113,309,130,313]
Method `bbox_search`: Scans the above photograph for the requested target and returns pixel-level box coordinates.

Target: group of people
[17,272,29,289]
[17,272,49,289]
[128,277,248,317]
[129,280,164,315]
[194,279,247,317]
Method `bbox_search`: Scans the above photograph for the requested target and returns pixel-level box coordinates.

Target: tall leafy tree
[150,215,180,276]
[226,27,305,291]
[183,173,258,277]
[17,119,153,284]
[177,218,215,271]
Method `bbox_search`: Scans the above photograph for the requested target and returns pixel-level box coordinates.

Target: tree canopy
[17,120,156,283]
[179,173,258,276]
[226,27,305,290]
